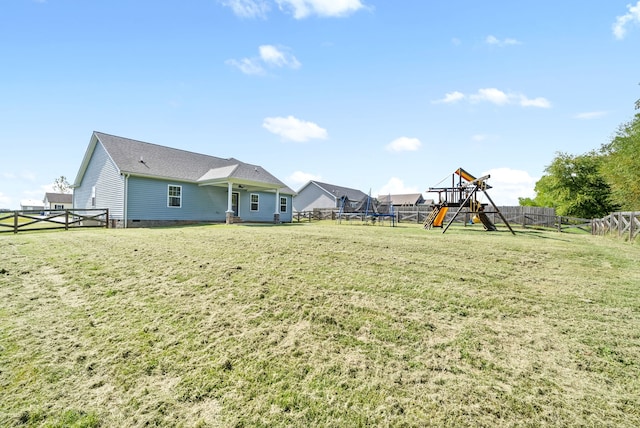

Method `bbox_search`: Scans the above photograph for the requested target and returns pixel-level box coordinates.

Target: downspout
[124,173,129,228]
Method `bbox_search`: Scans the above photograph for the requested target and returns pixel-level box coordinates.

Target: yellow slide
[433,206,449,227]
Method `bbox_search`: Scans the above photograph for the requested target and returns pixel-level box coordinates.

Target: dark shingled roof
[44,192,72,204]
[91,132,294,193]
[311,181,367,201]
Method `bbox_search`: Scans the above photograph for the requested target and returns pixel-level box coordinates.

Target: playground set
[424,168,515,234]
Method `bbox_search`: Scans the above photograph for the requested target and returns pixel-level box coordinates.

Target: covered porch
[197,164,286,224]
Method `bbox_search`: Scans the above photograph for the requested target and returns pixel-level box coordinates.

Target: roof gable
[44,192,73,204]
[304,181,367,201]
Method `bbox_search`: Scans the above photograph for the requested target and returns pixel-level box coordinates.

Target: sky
[1,0,639,209]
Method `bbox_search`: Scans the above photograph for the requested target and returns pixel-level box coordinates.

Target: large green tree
[530,152,618,218]
[600,112,640,210]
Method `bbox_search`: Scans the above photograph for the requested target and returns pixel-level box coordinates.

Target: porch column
[273,189,281,224]
[226,182,234,224]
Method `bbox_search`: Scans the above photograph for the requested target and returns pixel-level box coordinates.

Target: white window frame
[280,196,287,213]
[91,186,96,208]
[250,193,259,211]
[168,185,182,208]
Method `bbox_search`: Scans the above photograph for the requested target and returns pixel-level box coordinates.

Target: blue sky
[1,0,639,209]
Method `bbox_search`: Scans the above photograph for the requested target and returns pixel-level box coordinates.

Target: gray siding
[73,142,125,218]
[237,192,293,222]
[127,177,227,221]
[293,185,336,212]
[127,177,293,222]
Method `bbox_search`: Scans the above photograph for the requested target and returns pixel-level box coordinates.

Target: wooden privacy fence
[0,209,109,234]
[592,212,640,240]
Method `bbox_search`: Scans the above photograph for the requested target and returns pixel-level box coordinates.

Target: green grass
[1,222,639,427]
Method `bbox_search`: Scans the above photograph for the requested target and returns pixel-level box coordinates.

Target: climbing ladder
[423,204,448,229]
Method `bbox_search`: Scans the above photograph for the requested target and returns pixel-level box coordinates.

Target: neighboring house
[44,192,73,210]
[377,193,430,207]
[293,181,367,212]
[20,199,45,211]
[73,131,295,228]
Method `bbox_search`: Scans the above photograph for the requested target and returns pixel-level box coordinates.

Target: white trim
[167,184,182,208]
[250,193,259,212]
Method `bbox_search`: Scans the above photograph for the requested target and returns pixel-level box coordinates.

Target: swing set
[424,168,515,234]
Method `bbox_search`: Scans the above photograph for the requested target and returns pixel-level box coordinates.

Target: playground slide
[433,206,449,227]
[478,212,497,231]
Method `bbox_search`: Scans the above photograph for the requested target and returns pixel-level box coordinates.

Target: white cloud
[376,177,420,197]
[0,192,11,208]
[227,44,300,75]
[19,171,37,182]
[436,88,551,108]
[259,45,301,69]
[275,0,366,19]
[574,111,608,120]
[434,91,465,104]
[225,58,265,75]
[613,1,640,40]
[288,171,322,187]
[262,115,328,142]
[470,88,511,105]
[219,0,270,18]
[518,95,551,108]
[485,35,521,47]
[480,167,537,206]
[385,137,422,152]
[471,134,490,142]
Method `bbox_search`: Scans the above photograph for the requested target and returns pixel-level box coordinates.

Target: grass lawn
[1,222,639,427]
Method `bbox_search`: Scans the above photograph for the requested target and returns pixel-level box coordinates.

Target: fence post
[65,210,69,230]
[630,212,635,241]
[13,211,18,234]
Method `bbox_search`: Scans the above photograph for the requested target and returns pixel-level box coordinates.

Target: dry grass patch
[0,223,639,427]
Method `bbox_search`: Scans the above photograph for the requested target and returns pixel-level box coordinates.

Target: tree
[600,113,640,210]
[53,176,71,193]
[531,152,618,218]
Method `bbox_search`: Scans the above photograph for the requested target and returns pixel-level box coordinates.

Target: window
[91,186,96,208]
[168,185,182,208]
[250,194,259,211]
[54,204,64,210]
[280,196,287,213]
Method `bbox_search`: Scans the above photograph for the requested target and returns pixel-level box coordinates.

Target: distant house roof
[304,181,368,202]
[20,199,45,208]
[74,132,295,194]
[378,193,426,206]
[44,192,72,204]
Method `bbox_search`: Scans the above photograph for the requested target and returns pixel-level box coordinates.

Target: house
[20,199,45,211]
[72,131,295,228]
[293,181,367,212]
[44,192,73,210]
[377,193,431,208]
